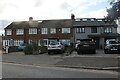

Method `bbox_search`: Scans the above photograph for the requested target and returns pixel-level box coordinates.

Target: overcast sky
[0,0,115,35]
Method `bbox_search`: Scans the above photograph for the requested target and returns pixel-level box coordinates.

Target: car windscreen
[49,42,59,45]
[80,39,92,42]
[109,41,117,44]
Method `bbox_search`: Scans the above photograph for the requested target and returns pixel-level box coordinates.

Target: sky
[0,0,119,35]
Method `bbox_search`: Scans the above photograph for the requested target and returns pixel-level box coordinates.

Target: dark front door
[93,38,99,49]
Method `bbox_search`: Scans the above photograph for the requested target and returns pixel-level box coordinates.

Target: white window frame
[50,28,56,34]
[38,40,41,46]
[40,39,48,46]
[29,28,37,34]
[42,28,48,34]
[14,40,24,46]
[104,27,112,33]
[28,39,33,44]
[6,29,12,35]
[16,29,24,35]
[62,28,70,33]
[76,27,85,33]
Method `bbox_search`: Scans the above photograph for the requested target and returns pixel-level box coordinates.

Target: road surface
[2,63,118,78]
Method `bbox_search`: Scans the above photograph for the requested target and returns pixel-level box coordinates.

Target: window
[62,28,70,33]
[75,19,80,21]
[76,27,85,33]
[60,39,70,46]
[29,28,37,34]
[91,27,97,33]
[42,28,48,34]
[3,40,10,46]
[16,29,24,35]
[28,39,37,44]
[40,39,48,46]
[28,39,33,44]
[38,40,41,46]
[6,29,12,35]
[91,19,95,21]
[82,19,87,21]
[104,27,112,33]
[50,28,56,34]
[14,40,24,46]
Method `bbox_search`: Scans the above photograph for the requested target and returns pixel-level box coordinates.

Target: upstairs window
[62,28,70,33]
[50,28,56,34]
[91,27,97,33]
[42,28,48,34]
[104,27,112,33]
[6,29,12,35]
[29,28,37,34]
[16,29,24,35]
[76,27,85,33]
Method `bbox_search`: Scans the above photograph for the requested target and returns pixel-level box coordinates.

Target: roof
[88,33,120,38]
[5,21,39,29]
[38,19,72,28]
[73,18,117,27]
[5,18,117,29]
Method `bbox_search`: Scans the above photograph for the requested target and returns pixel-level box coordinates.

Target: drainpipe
[71,14,75,49]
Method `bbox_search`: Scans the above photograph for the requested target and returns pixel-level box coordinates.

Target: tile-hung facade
[2,17,73,47]
[73,18,119,49]
[2,16,119,49]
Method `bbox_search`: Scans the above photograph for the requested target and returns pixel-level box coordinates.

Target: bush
[38,46,47,54]
[24,45,33,55]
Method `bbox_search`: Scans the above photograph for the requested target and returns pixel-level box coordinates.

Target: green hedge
[24,43,40,55]
[24,45,33,55]
[38,46,47,54]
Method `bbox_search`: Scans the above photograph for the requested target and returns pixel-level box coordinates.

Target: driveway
[2,50,120,71]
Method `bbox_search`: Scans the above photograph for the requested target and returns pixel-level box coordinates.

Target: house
[2,17,73,48]
[73,18,119,49]
[37,19,73,46]
[2,15,119,49]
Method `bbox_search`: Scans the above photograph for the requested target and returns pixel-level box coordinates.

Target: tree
[105,0,120,23]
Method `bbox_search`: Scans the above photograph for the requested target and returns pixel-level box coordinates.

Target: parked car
[47,41,64,54]
[18,43,28,51]
[76,39,96,54]
[104,39,120,54]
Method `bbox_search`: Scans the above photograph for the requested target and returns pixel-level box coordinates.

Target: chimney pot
[29,17,33,21]
[71,14,75,20]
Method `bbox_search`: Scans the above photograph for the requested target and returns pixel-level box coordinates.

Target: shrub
[24,45,33,55]
[38,46,47,54]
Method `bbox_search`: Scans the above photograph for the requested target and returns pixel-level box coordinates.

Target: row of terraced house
[2,15,120,49]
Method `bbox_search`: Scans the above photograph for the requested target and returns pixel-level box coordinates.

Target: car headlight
[105,45,111,49]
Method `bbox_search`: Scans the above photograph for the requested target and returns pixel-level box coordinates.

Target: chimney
[29,17,33,22]
[71,14,75,20]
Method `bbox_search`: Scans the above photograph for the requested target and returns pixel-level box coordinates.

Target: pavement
[1,50,120,72]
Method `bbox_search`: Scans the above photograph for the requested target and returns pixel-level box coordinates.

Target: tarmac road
[2,63,118,78]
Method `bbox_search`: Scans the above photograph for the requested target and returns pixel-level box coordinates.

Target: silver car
[47,41,64,54]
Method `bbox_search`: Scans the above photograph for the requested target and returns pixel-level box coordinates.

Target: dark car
[76,39,96,54]
[104,39,120,54]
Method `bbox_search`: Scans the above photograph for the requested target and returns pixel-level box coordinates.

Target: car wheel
[92,50,96,54]
[77,51,81,55]
[48,52,52,55]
